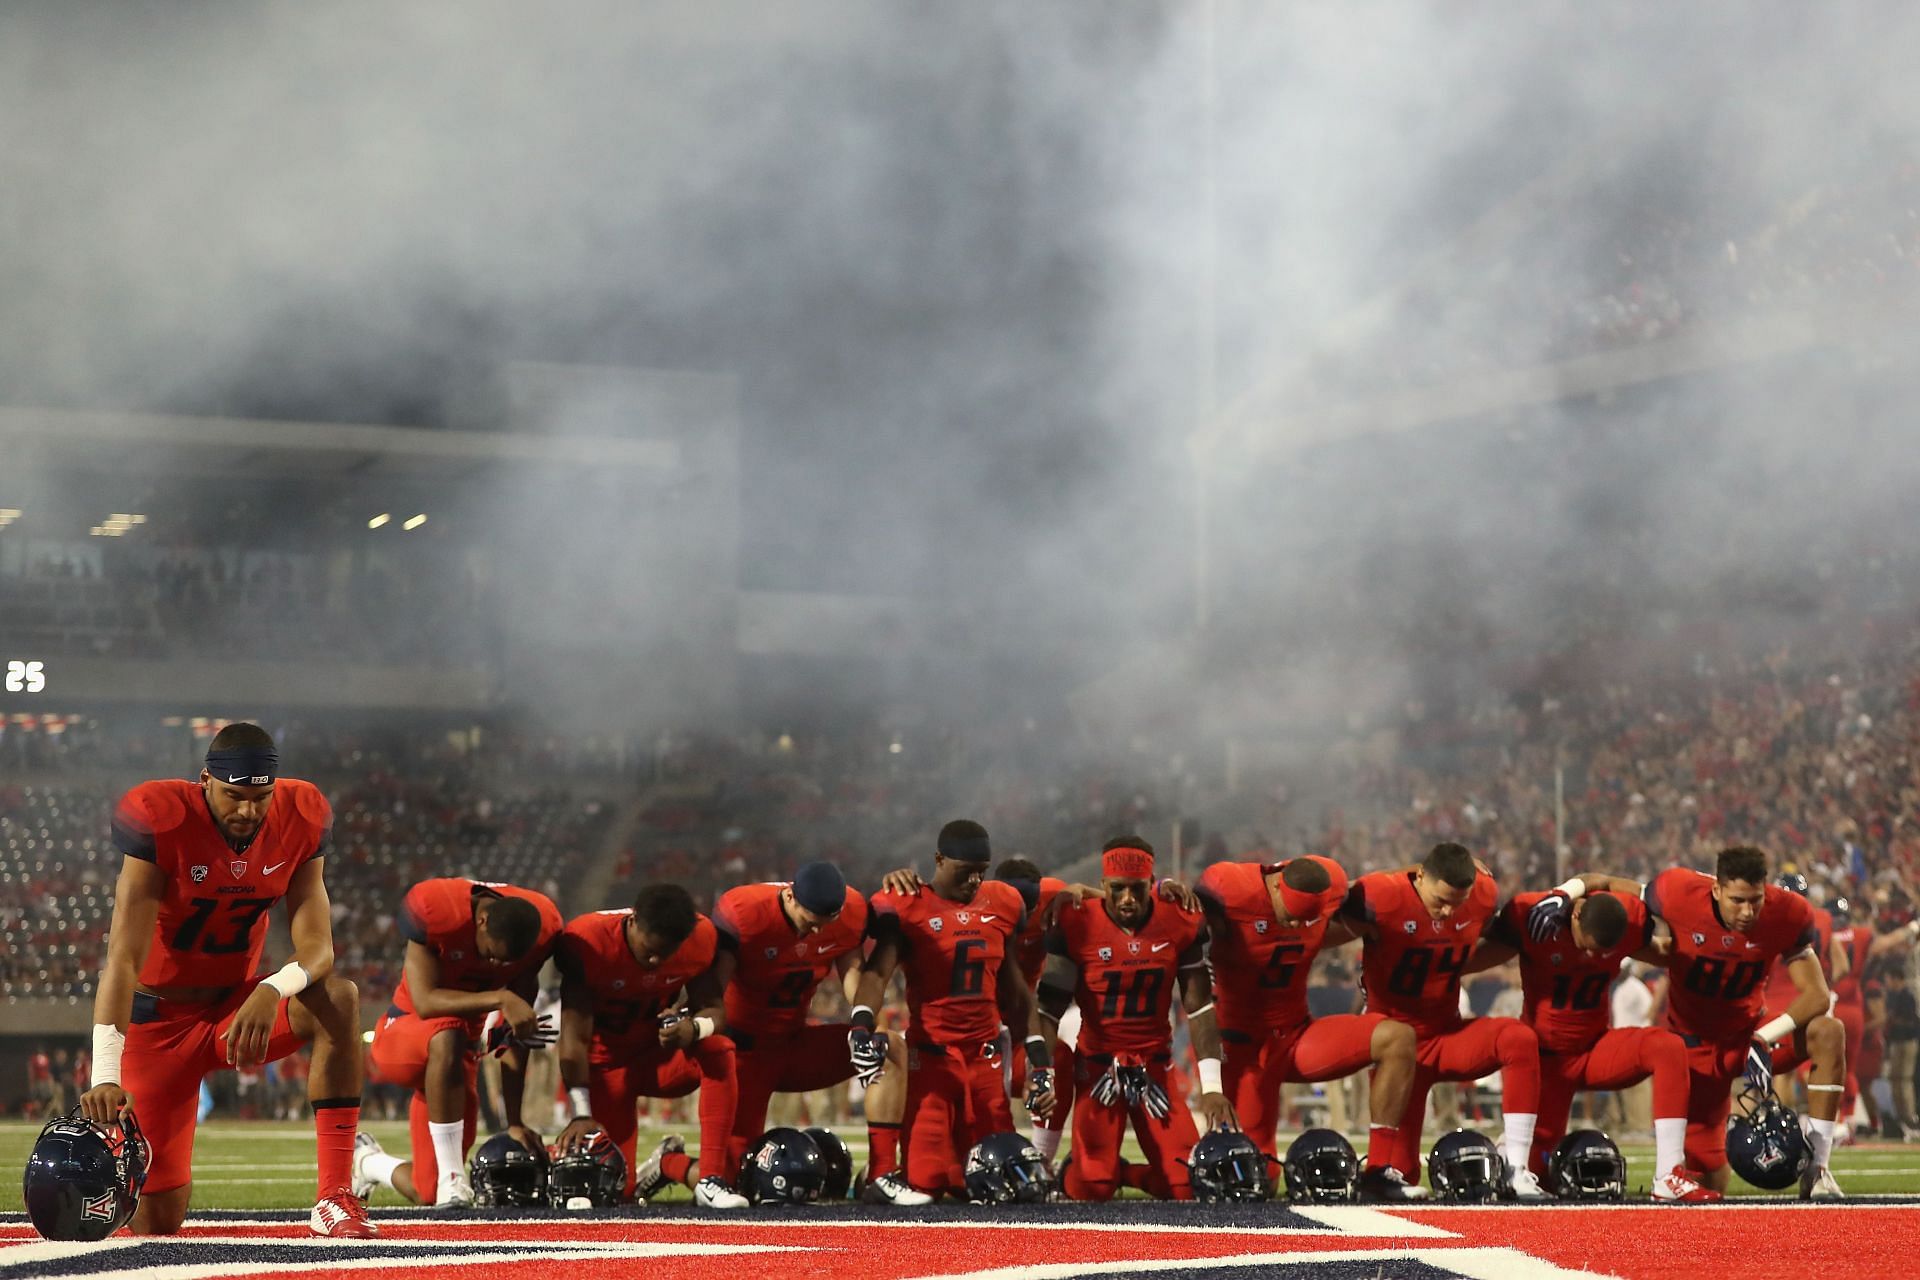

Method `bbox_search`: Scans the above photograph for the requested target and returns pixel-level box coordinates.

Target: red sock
[1365,1124,1398,1170]
[312,1099,360,1197]
[662,1150,695,1187]
[867,1123,900,1177]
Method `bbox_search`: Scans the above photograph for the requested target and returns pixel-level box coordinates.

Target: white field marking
[903,1246,1617,1280]
[113,1236,813,1251]
[0,1237,145,1267]
[1287,1205,1457,1237]
[610,1215,1437,1236]
[45,1242,811,1280]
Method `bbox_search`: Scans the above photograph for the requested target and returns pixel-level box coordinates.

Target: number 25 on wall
[4,660,45,693]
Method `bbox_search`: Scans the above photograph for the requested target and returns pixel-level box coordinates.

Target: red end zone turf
[5,1205,1920,1279]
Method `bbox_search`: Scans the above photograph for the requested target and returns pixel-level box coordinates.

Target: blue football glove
[1090,1062,1124,1108]
[848,1027,887,1087]
[1744,1038,1775,1093]
[1024,1067,1055,1114]
[1527,890,1574,943]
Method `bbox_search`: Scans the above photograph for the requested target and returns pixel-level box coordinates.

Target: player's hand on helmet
[500,991,543,1042]
[508,1124,544,1158]
[1024,1067,1056,1119]
[1744,1037,1775,1093]
[1156,880,1201,912]
[1197,1091,1238,1133]
[225,983,282,1066]
[880,868,924,897]
[848,1027,888,1087]
[79,1083,131,1127]
[657,1008,698,1050]
[1527,890,1574,943]
[557,1116,602,1154]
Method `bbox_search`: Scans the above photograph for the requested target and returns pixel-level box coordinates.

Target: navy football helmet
[547,1130,627,1209]
[1186,1129,1273,1203]
[470,1133,548,1207]
[1547,1130,1626,1201]
[804,1127,854,1200]
[1728,1086,1811,1191]
[738,1127,826,1205]
[1283,1128,1358,1203]
[22,1107,149,1241]
[1428,1129,1505,1202]
[963,1130,1054,1204]
[1774,873,1809,898]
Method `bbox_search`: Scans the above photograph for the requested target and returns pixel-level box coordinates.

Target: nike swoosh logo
[1453,922,1469,930]
[226,774,249,783]
[816,944,836,954]
[979,915,998,922]
[262,862,287,876]
[1151,942,1171,952]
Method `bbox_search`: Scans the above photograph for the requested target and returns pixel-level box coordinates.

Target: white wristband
[1197,1057,1223,1095]
[1757,1012,1797,1046]
[1555,878,1587,900]
[569,1086,593,1120]
[693,1016,715,1041]
[259,961,312,1000]
[92,1024,126,1087]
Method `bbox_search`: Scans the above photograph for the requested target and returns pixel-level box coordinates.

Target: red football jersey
[871,880,1025,1048]
[713,881,870,1037]
[1050,898,1207,1056]
[1346,869,1497,1037]
[1644,867,1818,1045]
[111,777,332,989]
[1830,923,1871,1011]
[556,909,718,1062]
[1498,890,1654,1054]
[392,878,562,1016]
[1198,860,1338,1034]
[1014,877,1070,994]
[1762,904,1832,1019]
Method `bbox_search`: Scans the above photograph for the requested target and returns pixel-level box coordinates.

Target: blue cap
[792,862,846,916]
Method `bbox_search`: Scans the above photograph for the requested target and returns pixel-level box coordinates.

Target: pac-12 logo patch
[1692,932,1706,945]
[1254,920,1268,934]
[1098,947,1113,961]
[1403,920,1419,934]
[930,918,943,933]
[190,865,209,883]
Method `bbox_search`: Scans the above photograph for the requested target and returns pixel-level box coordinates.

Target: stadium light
[368,513,391,529]
[403,514,427,530]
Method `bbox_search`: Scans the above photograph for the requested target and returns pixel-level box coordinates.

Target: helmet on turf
[1427,1129,1506,1202]
[1282,1128,1358,1203]
[1727,1086,1811,1191]
[962,1130,1054,1204]
[1774,872,1809,898]
[804,1127,854,1200]
[738,1127,826,1205]
[470,1132,548,1207]
[547,1130,627,1209]
[1547,1129,1626,1201]
[22,1107,149,1241]
[1186,1129,1273,1203]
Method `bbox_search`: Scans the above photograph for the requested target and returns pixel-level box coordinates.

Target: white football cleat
[634,1133,685,1201]
[1801,1164,1844,1200]
[859,1170,934,1206]
[1507,1166,1549,1200]
[310,1189,379,1237]
[435,1170,477,1208]
[693,1176,749,1208]
[1359,1166,1430,1201]
[350,1132,381,1201]
[1651,1165,1722,1203]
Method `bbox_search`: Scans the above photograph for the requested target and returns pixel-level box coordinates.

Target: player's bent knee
[1807,1015,1845,1057]
[132,1187,190,1235]
[1373,1018,1416,1061]
[1496,1020,1539,1058]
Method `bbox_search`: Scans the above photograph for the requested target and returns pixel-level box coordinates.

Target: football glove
[1120,1064,1171,1120]
[848,1027,887,1087]
[1527,890,1573,943]
[1024,1067,1054,1114]
[1744,1038,1775,1094]
[482,1010,558,1057]
[1090,1062,1124,1108]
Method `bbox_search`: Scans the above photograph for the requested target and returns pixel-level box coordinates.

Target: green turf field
[6,1119,1919,1211]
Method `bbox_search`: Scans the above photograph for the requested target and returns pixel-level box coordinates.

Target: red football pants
[1836,1001,1865,1116]
[903,1040,1013,1197]
[727,1024,857,1174]
[1063,1054,1199,1201]
[1531,1027,1689,1173]
[124,989,302,1195]
[1679,1033,1808,1173]
[1391,1017,1540,1178]
[591,1035,739,1190]
[1223,1015,1384,1159]
[370,1009,479,1197]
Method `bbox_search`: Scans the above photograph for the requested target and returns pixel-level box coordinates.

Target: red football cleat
[310,1189,380,1237]
[1651,1166,1722,1203]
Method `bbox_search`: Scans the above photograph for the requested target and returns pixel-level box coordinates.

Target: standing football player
[1341,843,1546,1198]
[854,820,1045,1200]
[1472,886,1717,1200]
[1541,847,1847,1196]
[553,884,747,1207]
[1197,854,1422,1200]
[354,876,562,1206]
[1040,838,1232,1200]
[709,861,926,1205]
[79,723,375,1237]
